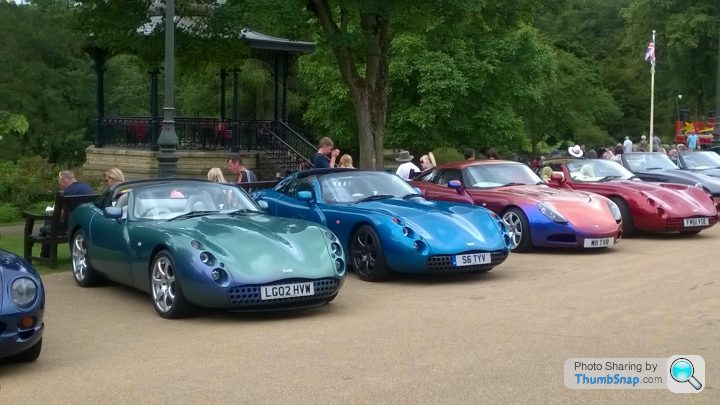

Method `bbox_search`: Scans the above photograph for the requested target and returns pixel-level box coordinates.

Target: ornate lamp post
[156,0,178,177]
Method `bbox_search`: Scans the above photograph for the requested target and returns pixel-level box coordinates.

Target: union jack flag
[644,36,656,67]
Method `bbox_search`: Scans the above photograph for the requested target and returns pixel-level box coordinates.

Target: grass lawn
[0,233,71,275]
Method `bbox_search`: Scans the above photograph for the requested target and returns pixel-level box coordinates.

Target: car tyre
[610,197,635,237]
[150,251,194,319]
[7,338,42,363]
[502,208,532,252]
[350,225,389,282]
[71,230,101,287]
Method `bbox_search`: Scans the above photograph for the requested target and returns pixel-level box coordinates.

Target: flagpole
[648,30,656,153]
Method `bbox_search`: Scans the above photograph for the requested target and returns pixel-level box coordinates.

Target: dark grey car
[621,152,720,199]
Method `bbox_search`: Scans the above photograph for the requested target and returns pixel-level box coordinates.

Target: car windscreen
[624,153,678,171]
[318,171,416,203]
[566,159,635,182]
[463,163,541,188]
[681,152,720,169]
[131,182,259,220]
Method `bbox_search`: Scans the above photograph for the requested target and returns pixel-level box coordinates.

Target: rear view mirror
[550,172,565,182]
[448,180,464,193]
[104,206,123,219]
[297,190,314,202]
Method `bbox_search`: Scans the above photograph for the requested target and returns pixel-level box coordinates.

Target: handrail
[279,121,317,154]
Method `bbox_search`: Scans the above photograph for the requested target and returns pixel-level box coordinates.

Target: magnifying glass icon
[670,358,703,390]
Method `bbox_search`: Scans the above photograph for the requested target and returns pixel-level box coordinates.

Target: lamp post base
[157,146,179,177]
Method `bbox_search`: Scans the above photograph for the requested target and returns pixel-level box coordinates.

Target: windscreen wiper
[402,193,423,199]
[355,194,395,203]
[598,175,622,182]
[228,208,261,215]
[168,210,218,221]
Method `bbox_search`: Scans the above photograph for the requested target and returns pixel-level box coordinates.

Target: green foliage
[0,156,59,209]
[432,147,464,164]
[0,2,94,166]
[0,203,21,224]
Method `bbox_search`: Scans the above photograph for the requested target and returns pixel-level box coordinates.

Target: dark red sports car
[542,158,719,235]
[411,160,622,252]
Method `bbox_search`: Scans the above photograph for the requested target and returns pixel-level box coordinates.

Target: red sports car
[411,160,622,252]
[542,158,719,235]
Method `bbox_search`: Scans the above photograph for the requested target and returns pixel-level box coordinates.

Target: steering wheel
[144,207,172,218]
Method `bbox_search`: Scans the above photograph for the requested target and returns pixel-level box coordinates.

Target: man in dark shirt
[58,170,95,195]
[312,137,340,168]
[226,154,258,183]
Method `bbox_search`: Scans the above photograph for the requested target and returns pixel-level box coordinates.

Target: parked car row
[3,154,718,362]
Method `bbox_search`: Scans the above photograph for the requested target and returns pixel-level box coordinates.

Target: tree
[621,0,719,135]
[301,1,557,165]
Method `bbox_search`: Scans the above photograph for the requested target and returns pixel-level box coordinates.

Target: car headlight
[537,202,568,223]
[330,242,342,256]
[11,277,38,308]
[607,200,622,222]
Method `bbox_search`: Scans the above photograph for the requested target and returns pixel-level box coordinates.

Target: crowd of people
[55,132,708,199]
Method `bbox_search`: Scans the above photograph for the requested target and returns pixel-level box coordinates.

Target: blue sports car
[253,169,511,281]
[0,249,44,362]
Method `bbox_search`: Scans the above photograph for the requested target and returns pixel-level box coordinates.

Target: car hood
[469,185,619,228]
[640,169,720,193]
[685,167,720,178]
[621,181,716,215]
[470,184,593,204]
[157,215,337,284]
[350,198,506,249]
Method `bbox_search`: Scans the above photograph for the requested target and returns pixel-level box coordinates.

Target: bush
[0,156,58,208]
[432,147,464,164]
[0,203,21,223]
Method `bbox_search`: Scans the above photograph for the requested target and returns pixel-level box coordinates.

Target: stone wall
[83,146,280,181]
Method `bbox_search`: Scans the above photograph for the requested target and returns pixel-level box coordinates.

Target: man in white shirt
[395,150,420,180]
[623,136,633,154]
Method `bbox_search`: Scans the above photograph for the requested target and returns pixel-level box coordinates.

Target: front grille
[427,251,509,273]
[547,234,577,243]
[228,278,339,306]
[666,216,718,231]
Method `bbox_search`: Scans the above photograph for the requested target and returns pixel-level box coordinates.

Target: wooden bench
[23,191,99,268]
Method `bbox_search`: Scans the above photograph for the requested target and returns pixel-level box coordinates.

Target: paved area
[1,227,718,403]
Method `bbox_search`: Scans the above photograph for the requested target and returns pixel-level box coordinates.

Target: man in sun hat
[395,150,420,180]
[567,144,584,158]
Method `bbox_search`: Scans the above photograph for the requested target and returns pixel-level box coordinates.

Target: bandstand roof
[137,16,314,55]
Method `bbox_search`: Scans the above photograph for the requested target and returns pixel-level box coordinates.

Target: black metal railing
[99,118,283,150]
[255,122,318,175]
[98,117,318,175]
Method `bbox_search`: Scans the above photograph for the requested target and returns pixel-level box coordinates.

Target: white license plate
[260,282,315,300]
[452,253,491,267]
[684,217,709,227]
[583,238,614,248]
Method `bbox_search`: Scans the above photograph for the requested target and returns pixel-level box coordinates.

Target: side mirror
[256,200,269,210]
[297,190,314,202]
[104,206,123,219]
[413,187,422,194]
[448,180,463,193]
[550,172,565,183]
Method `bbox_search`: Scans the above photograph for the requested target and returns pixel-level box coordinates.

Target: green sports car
[68,178,345,319]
